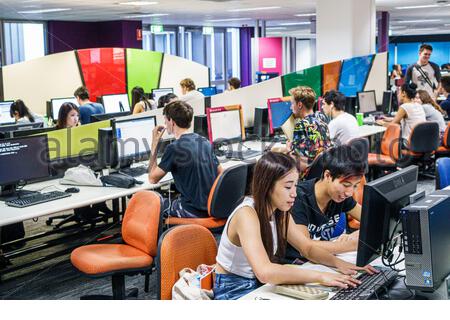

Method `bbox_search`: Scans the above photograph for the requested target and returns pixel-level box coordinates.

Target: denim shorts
[163,198,207,218]
[213,273,260,300]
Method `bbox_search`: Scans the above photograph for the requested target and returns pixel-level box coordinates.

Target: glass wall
[2,21,46,65]
[143,24,241,92]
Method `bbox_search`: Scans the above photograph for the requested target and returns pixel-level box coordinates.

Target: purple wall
[377,12,389,53]
[239,27,253,88]
[47,20,142,54]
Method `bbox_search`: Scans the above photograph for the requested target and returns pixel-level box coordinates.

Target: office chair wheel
[45,219,53,226]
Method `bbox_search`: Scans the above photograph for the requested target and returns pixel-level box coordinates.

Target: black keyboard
[5,191,72,208]
[225,149,262,160]
[330,267,398,300]
[120,166,148,177]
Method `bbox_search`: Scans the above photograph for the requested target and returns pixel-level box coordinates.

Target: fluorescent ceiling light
[228,6,281,12]
[279,21,311,26]
[395,19,441,24]
[18,8,71,14]
[205,18,252,22]
[119,1,158,5]
[267,31,282,34]
[266,27,287,30]
[294,13,315,17]
[124,13,169,18]
[395,4,450,9]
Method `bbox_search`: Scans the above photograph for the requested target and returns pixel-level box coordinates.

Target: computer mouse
[65,187,80,193]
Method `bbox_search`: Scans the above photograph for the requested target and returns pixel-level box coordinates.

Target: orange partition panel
[322,61,341,94]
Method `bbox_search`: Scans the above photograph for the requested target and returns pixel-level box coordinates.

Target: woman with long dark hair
[214,152,376,300]
[56,102,80,129]
[131,86,155,114]
[10,99,41,123]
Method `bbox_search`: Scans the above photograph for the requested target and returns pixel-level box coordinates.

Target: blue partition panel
[338,55,374,97]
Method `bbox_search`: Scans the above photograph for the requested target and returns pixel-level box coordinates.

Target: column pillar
[377,11,390,53]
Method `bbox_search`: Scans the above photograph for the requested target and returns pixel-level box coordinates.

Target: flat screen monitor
[0,135,50,196]
[382,91,393,114]
[198,87,217,97]
[50,97,78,120]
[356,165,418,267]
[101,94,130,114]
[90,111,131,123]
[267,98,292,135]
[357,90,377,114]
[112,115,157,166]
[0,122,44,139]
[206,104,245,144]
[151,88,174,104]
[12,126,56,138]
[0,101,15,125]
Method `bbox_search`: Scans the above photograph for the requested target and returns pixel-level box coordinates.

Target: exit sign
[151,25,164,33]
[202,26,214,35]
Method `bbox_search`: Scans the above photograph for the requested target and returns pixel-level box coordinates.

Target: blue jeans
[213,273,260,300]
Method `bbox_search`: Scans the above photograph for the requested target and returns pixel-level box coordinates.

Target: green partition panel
[282,65,322,97]
[126,49,163,105]
[47,120,110,160]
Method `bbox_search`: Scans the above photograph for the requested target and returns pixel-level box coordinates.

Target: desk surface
[356,125,386,138]
[240,251,405,300]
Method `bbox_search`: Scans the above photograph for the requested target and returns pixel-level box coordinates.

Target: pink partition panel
[77,48,126,102]
[258,37,283,76]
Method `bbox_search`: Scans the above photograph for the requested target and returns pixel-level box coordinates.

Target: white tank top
[216,197,278,279]
[400,102,426,140]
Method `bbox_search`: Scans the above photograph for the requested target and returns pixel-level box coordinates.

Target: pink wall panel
[77,48,126,102]
[258,37,283,76]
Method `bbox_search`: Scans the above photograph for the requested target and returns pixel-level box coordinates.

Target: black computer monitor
[206,105,245,145]
[49,97,79,120]
[90,111,131,123]
[198,87,217,97]
[0,135,50,199]
[11,126,56,138]
[151,88,174,104]
[267,98,292,135]
[0,100,15,125]
[0,122,44,139]
[357,90,377,114]
[356,165,419,267]
[112,115,157,168]
[101,94,130,114]
[382,91,393,114]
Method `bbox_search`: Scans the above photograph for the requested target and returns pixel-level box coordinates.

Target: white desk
[240,251,404,300]
[357,125,386,138]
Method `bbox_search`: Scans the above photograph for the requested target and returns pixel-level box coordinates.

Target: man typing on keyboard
[148,100,223,218]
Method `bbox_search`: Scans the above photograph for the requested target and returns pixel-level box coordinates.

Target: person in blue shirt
[74,86,105,124]
[440,76,450,117]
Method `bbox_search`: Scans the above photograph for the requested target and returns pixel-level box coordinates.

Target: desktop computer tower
[345,96,357,116]
[98,127,117,168]
[194,115,208,139]
[253,107,269,138]
[400,190,450,292]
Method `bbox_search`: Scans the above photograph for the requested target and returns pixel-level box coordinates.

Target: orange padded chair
[156,224,217,300]
[435,123,450,158]
[165,164,248,231]
[348,175,367,230]
[71,191,163,299]
[368,123,401,179]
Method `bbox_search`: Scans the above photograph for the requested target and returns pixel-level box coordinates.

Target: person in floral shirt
[288,86,332,177]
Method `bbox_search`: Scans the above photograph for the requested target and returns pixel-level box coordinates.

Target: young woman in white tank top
[376,82,426,141]
[214,152,377,300]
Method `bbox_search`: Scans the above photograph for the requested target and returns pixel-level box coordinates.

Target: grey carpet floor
[0,177,436,300]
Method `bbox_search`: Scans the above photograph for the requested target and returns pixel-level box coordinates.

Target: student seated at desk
[74,86,105,125]
[178,78,204,103]
[148,100,222,218]
[214,152,376,300]
[157,93,178,109]
[321,90,359,145]
[439,76,450,116]
[286,145,364,262]
[9,99,44,124]
[415,89,447,141]
[55,102,80,129]
[376,82,425,141]
[288,86,332,176]
[131,86,156,114]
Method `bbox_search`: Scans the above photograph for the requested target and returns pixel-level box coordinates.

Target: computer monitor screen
[267,98,292,134]
[356,165,418,267]
[50,97,78,120]
[12,126,56,138]
[0,101,15,125]
[207,105,245,144]
[90,111,131,123]
[0,135,50,190]
[357,91,377,114]
[198,87,217,97]
[151,88,174,103]
[382,91,393,114]
[101,94,130,114]
[113,115,157,165]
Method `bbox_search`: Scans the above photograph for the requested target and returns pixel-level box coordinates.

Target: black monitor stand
[0,184,38,202]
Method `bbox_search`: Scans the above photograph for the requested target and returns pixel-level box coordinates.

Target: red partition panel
[77,48,126,102]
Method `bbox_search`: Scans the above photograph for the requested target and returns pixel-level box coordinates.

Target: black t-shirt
[285,178,357,260]
[158,133,219,216]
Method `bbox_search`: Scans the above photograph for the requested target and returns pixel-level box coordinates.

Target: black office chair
[46,203,114,229]
[304,152,325,180]
[347,137,369,174]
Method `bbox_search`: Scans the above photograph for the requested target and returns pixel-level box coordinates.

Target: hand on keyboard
[319,272,360,289]
[335,259,379,276]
